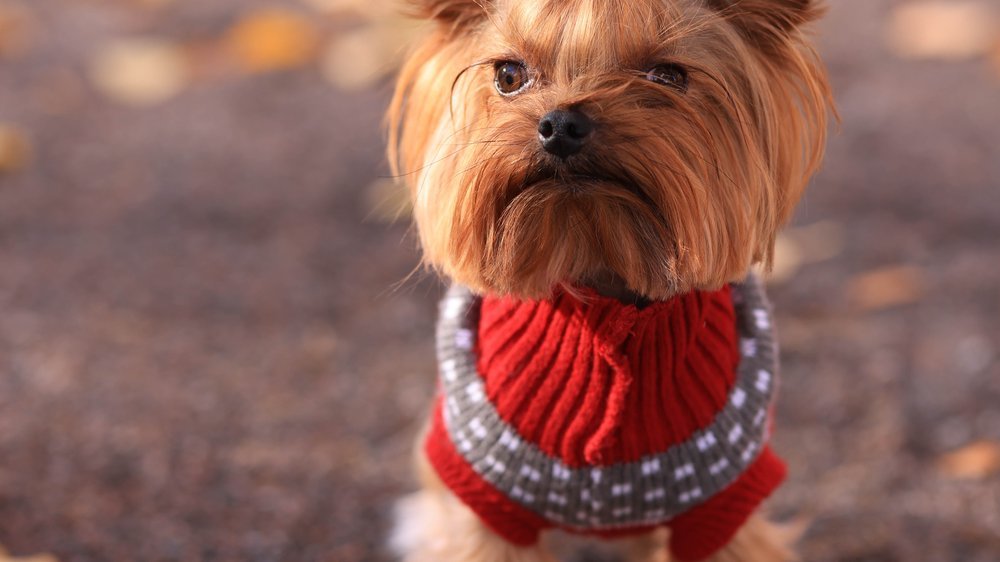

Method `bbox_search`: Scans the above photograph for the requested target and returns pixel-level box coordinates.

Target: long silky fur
[388,0,833,300]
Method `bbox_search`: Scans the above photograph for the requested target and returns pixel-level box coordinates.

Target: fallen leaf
[0,545,60,562]
[3,554,58,562]
[792,220,845,263]
[765,233,803,284]
[303,0,403,19]
[888,1,999,61]
[301,0,374,15]
[322,27,388,91]
[88,38,188,107]
[937,441,1000,480]
[847,265,926,311]
[764,221,843,284]
[324,17,425,91]
[226,8,321,73]
[0,124,30,173]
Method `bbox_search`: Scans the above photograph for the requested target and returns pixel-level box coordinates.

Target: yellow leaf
[791,220,844,263]
[301,0,363,13]
[88,38,188,107]
[322,27,387,91]
[226,9,321,73]
[937,441,1000,480]
[7,555,58,562]
[0,545,60,562]
[322,19,425,91]
[764,221,844,284]
[764,233,803,284]
[888,1,999,61]
[847,266,926,311]
[0,124,30,173]
[301,0,396,18]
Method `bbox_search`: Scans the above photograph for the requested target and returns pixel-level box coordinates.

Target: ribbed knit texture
[425,281,786,561]
[425,404,549,545]
[477,287,739,467]
[667,447,786,561]
[425,410,786,559]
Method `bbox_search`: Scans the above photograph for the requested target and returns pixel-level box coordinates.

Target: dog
[387,0,833,560]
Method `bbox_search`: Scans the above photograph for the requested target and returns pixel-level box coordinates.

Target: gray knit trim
[435,275,779,530]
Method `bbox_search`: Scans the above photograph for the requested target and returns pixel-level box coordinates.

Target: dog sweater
[425,275,785,561]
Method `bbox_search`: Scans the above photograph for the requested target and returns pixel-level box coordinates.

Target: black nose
[538,109,593,158]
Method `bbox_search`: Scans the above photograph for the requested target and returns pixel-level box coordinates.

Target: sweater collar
[432,274,782,529]
[475,284,740,465]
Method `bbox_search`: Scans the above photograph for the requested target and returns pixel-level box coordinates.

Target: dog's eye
[494,61,531,96]
[646,63,689,92]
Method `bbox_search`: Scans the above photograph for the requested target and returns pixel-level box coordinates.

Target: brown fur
[389,0,832,300]
[388,0,833,559]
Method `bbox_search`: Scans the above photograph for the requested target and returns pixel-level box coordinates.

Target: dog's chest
[432,277,780,531]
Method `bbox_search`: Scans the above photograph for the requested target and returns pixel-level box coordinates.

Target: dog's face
[389,0,832,299]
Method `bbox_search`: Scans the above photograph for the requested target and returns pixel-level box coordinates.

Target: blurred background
[0,0,998,561]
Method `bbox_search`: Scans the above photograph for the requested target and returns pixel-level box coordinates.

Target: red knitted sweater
[426,283,785,561]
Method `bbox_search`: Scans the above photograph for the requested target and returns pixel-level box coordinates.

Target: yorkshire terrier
[387,0,833,560]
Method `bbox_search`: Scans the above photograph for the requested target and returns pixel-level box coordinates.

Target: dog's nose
[538,109,593,158]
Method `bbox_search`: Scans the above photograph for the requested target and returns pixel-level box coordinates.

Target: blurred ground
[0,1,998,561]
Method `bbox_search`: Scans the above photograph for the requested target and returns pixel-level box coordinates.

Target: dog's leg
[391,488,556,562]
[699,514,800,562]
[391,445,556,562]
[616,529,670,562]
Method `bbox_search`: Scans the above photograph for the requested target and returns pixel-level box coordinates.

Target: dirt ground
[0,1,998,561]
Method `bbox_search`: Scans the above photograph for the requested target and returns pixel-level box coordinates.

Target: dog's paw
[389,492,438,559]
[389,491,557,562]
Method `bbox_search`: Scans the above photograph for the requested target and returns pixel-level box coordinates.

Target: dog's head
[389,0,833,299]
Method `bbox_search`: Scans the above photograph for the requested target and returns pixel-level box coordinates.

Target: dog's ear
[409,0,491,28]
[707,0,823,35]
